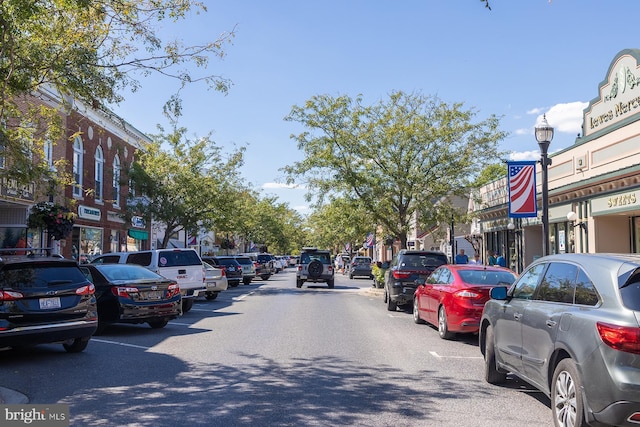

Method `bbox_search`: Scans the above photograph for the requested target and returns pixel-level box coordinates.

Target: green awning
[128,229,149,240]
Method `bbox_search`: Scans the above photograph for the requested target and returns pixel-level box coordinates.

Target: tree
[283,91,508,249]
[475,162,507,187]
[128,125,244,249]
[0,0,234,190]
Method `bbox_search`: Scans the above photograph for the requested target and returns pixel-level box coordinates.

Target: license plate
[300,275,307,279]
[207,281,217,289]
[39,297,61,309]
[147,291,162,300]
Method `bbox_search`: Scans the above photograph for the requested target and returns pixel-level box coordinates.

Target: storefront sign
[591,190,640,216]
[1,178,35,201]
[78,205,101,221]
[131,216,145,228]
[584,53,640,137]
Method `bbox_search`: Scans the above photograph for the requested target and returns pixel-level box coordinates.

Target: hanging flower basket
[27,202,77,240]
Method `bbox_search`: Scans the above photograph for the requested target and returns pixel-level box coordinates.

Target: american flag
[508,161,537,217]
[365,233,375,248]
[345,242,351,252]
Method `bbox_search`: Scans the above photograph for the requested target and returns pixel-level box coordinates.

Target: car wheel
[296,279,303,288]
[484,325,507,384]
[349,273,353,279]
[182,298,194,313]
[552,359,585,427]
[413,299,425,324]
[148,319,169,329]
[205,292,218,300]
[438,306,454,339]
[229,281,239,288]
[261,275,271,280]
[243,278,252,285]
[94,322,108,335]
[386,291,397,311]
[383,288,388,303]
[327,279,335,289]
[62,336,91,353]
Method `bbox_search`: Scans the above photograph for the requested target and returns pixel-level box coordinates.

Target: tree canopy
[0,0,234,191]
[283,91,508,248]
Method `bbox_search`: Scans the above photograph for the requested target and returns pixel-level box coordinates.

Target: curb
[0,387,29,404]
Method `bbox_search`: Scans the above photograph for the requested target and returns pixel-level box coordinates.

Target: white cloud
[533,101,588,135]
[262,182,305,190]
[509,150,540,161]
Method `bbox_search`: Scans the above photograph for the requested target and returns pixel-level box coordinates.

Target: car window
[619,269,640,310]
[126,252,152,266]
[0,263,88,288]
[400,254,447,268]
[91,255,122,264]
[156,250,201,267]
[440,268,453,285]
[235,257,252,264]
[511,263,545,299]
[459,270,517,285]
[575,268,599,306]
[535,262,577,303]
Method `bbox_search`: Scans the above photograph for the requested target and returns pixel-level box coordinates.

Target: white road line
[429,351,482,359]
[91,339,150,350]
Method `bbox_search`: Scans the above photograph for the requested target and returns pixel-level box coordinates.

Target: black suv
[296,248,335,288]
[203,256,243,287]
[384,250,448,311]
[256,253,274,280]
[0,250,98,352]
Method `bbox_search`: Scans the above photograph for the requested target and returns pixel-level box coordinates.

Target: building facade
[474,48,640,272]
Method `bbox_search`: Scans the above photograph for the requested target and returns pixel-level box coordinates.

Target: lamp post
[535,115,554,257]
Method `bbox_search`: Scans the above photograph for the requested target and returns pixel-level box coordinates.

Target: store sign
[78,205,101,221]
[131,216,145,228]
[591,190,640,216]
[584,52,640,137]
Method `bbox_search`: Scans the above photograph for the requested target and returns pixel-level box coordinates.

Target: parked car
[384,250,448,311]
[349,256,373,279]
[480,253,640,427]
[296,247,334,288]
[413,264,517,339]
[80,263,182,334]
[202,256,242,287]
[255,253,274,280]
[0,250,97,353]
[91,249,205,313]
[202,261,228,300]
[235,255,257,285]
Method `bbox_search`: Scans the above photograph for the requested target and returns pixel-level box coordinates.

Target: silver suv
[480,253,640,427]
[296,248,335,288]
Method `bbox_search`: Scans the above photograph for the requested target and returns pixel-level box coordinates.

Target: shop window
[72,226,103,263]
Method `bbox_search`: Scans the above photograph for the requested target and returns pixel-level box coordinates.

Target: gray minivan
[91,249,205,312]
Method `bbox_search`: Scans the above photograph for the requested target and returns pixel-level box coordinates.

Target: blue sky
[112,0,639,214]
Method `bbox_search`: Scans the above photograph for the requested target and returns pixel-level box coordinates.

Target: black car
[0,251,98,352]
[256,253,274,280]
[81,263,182,334]
[203,256,242,287]
[384,250,448,311]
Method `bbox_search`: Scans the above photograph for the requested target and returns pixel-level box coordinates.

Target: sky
[111,0,640,214]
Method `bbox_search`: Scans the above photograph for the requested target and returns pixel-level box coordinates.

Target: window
[94,146,104,201]
[44,139,54,170]
[575,269,599,306]
[112,155,121,206]
[0,121,6,169]
[536,262,577,303]
[512,263,545,299]
[73,137,83,197]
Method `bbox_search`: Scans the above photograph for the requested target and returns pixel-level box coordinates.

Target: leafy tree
[283,91,508,249]
[128,125,244,249]
[475,162,507,187]
[0,0,234,190]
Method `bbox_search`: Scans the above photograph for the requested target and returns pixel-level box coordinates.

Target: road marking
[233,291,255,301]
[91,339,150,350]
[429,351,482,359]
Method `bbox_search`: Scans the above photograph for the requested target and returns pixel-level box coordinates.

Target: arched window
[113,154,121,207]
[94,146,104,201]
[73,137,83,197]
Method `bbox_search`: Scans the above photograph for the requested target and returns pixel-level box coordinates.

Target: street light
[535,114,554,256]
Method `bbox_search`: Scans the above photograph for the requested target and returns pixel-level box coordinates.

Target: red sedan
[413,264,517,339]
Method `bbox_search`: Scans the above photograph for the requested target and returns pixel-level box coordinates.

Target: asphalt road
[0,268,553,426]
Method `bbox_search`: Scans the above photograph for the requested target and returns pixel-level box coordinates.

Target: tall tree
[0,0,234,190]
[283,91,508,249]
[128,125,244,249]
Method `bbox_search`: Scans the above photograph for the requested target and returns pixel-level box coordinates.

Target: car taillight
[328,266,333,272]
[297,265,302,271]
[455,290,481,299]
[166,283,180,298]
[112,286,139,298]
[0,290,23,301]
[596,321,640,354]
[220,269,226,277]
[76,283,95,295]
[393,271,412,279]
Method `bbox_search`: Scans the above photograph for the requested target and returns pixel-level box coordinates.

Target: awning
[128,229,149,240]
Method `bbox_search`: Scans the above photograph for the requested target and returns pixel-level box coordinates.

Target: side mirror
[489,286,508,300]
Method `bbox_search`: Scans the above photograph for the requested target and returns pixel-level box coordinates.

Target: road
[0,268,553,426]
